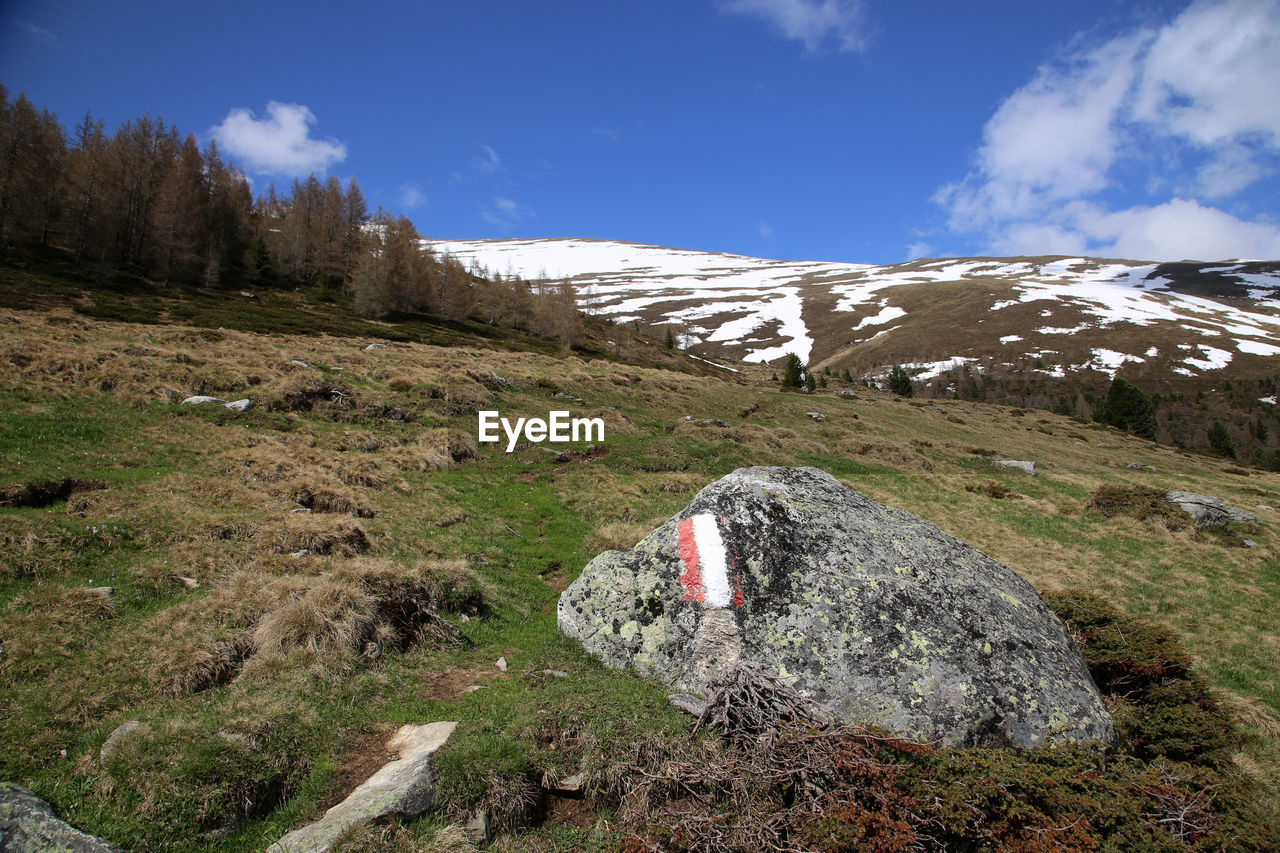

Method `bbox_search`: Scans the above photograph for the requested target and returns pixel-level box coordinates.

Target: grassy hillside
[2,292,1279,850]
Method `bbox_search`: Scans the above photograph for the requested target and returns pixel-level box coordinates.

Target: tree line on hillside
[0,84,581,347]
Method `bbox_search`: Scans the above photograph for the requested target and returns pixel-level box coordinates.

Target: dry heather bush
[250,558,482,659]
[269,517,372,557]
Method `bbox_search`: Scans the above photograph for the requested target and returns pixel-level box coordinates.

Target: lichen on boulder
[559,466,1114,748]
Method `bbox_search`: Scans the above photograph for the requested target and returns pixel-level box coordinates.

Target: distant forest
[0,83,581,345]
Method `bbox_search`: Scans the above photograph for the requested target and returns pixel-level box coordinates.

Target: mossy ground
[1,296,1279,850]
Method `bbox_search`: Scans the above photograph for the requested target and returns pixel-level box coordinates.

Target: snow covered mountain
[427,238,1280,394]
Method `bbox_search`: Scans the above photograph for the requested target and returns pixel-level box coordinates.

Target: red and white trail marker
[677,513,734,607]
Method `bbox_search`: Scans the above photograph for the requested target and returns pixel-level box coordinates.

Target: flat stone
[99,720,143,761]
[181,395,225,405]
[1166,491,1259,527]
[364,343,387,351]
[266,721,456,853]
[560,466,1112,748]
[223,399,255,412]
[993,460,1037,476]
[0,782,124,852]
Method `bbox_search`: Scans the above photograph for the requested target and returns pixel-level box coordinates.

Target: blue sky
[2,0,1278,264]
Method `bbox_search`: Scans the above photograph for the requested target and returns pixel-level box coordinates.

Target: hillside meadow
[2,304,1279,851]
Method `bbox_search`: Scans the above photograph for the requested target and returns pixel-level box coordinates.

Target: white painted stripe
[692,513,731,607]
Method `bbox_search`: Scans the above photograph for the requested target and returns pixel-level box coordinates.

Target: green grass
[2,298,1279,850]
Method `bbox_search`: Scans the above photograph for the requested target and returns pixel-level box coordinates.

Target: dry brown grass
[268,516,372,557]
[249,557,479,660]
[390,429,479,473]
[586,521,649,553]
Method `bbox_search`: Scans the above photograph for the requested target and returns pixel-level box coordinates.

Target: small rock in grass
[100,720,144,761]
[993,460,1037,476]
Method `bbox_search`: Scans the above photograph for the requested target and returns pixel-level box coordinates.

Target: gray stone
[223,399,255,412]
[993,460,1037,476]
[552,771,587,794]
[0,782,124,852]
[1165,491,1259,527]
[805,412,825,421]
[462,809,491,845]
[84,587,113,597]
[99,721,143,761]
[176,576,200,590]
[696,418,728,428]
[364,343,388,351]
[668,693,709,716]
[290,359,309,368]
[495,656,508,672]
[559,466,1113,748]
[181,395,225,405]
[836,390,860,399]
[267,721,456,853]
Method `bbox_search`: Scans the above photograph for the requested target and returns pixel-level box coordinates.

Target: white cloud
[399,182,426,210]
[593,127,622,143]
[472,144,502,174]
[211,102,345,176]
[1132,0,1280,147]
[905,241,934,260]
[938,0,1280,261]
[16,19,61,47]
[481,196,533,230]
[757,221,775,240]
[720,0,867,53]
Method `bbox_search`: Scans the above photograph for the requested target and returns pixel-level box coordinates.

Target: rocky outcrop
[559,466,1113,748]
[267,721,456,853]
[993,460,1037,476]
[1165,491,1259,527]
[0,783,123,852]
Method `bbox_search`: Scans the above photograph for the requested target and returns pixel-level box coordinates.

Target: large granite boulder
[0,783,123,852]
[559,466,1114,748]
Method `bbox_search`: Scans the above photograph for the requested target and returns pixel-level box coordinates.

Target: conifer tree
[1208,422,1235,458]
[782,353,804,388]
[1096,377,1156,439]
[887,365,913,397]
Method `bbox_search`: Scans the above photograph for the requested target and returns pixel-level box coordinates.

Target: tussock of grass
[269,517,372,557]
[250,558,482,659]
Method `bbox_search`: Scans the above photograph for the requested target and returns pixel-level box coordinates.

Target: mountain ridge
[427,236,1280,460]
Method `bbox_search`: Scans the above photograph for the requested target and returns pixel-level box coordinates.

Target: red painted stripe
[677,517,703,602]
